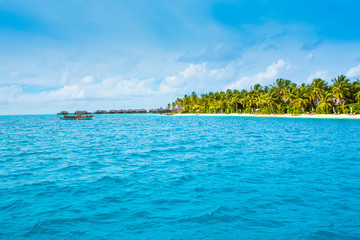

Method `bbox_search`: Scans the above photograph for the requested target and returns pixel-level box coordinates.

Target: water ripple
[0,115,359,239]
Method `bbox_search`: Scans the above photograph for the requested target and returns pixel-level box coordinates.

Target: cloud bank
[225,60,291,90]
[0,59,292,111]
[2,58,359,115]
[306,71,328,83]
[347,64,360,78]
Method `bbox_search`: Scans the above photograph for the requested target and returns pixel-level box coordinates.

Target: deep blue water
[0,114,360,239]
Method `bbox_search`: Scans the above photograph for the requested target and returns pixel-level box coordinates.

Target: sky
[1,0,360,114]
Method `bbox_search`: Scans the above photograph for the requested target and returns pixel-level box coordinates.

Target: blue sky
[1,0,360,114]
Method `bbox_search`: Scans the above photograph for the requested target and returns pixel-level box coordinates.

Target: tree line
[169,75,360,114]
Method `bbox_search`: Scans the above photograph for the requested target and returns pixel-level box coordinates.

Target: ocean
[0,114,359,239]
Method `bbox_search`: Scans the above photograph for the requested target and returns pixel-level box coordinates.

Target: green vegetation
[170,75,360,114]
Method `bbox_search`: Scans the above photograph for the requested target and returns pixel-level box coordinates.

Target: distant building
[95,110,108,114]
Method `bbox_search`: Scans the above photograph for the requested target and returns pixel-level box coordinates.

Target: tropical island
[169,75,360,117]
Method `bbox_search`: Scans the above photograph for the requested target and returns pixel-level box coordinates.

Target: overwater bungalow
[109,110,119,114]
[95,110,108,114]
[75,110,90,114]
[93,109,149,114]
[149,108,171,113]
[135,109,147,113]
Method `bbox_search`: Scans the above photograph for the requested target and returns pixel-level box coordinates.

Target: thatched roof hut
[75,110,89,114]
[134,109,147,113]
[94,109,148,114]
[95,110,108,114]
[148,107,171,113]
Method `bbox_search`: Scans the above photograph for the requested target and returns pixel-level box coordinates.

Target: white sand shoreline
[170,113,360,119]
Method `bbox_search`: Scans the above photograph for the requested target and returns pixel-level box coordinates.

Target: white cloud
[37,77,155,102]
[0,76,156,105]
[0,59,294,113]
[159,61,242,94]
[81,76,94,84]
[0,59,292,107]
[0,85,23,103]
[306,71,328,83]
[60,70,69,84]
[10,71,21,78]
[159,63,209,93]
[39,85,85,100]
[346,64,360,78]
[305,53,314,60]
[225,59,291,90]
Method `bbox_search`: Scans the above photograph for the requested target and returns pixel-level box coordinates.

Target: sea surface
[0,114,360,239]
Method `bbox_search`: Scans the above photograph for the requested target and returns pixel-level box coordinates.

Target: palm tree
[283,84,297,105]
[318,92,334,114]
[355,91,360,103]
[349,80,360,103]
[292,89,309,113]
[309,78,327,106]
[238,90,247,111]
[230,91,241,113]
[175,98,184,109]
[170,74,357,115]
[225,89,233,113]
[183,95,191,112]
[272,78,291,102]
[264,89,278,113]
[331,75,350,107]
[272,78,291,91]
[244,92,256,113]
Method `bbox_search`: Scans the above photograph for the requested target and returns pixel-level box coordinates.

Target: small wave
[56,165,82,172]
[179,174,195,182]
[194,187,207,192]
[35,205,74,217]
[20,180,55,188]
[180,206,239,224]
[131,210,151,218]
[94,175,128,185]
[13,151,46,157]
[170,174,195,186]
[152,198,189,205]
[0,199,29,211]
[303,230,342,240]
[88,160,106,168]
[21,217,90,238]
[100,196,123,204]
[1,171,33,180]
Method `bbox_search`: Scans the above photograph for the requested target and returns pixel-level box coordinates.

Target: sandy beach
[171,113,360,119]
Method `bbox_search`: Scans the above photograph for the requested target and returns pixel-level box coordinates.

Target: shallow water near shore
[1,114,360,239]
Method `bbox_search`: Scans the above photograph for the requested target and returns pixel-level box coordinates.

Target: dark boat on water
[57,111,94,120]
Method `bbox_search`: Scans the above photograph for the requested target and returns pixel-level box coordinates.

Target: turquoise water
[1,114,360,239]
